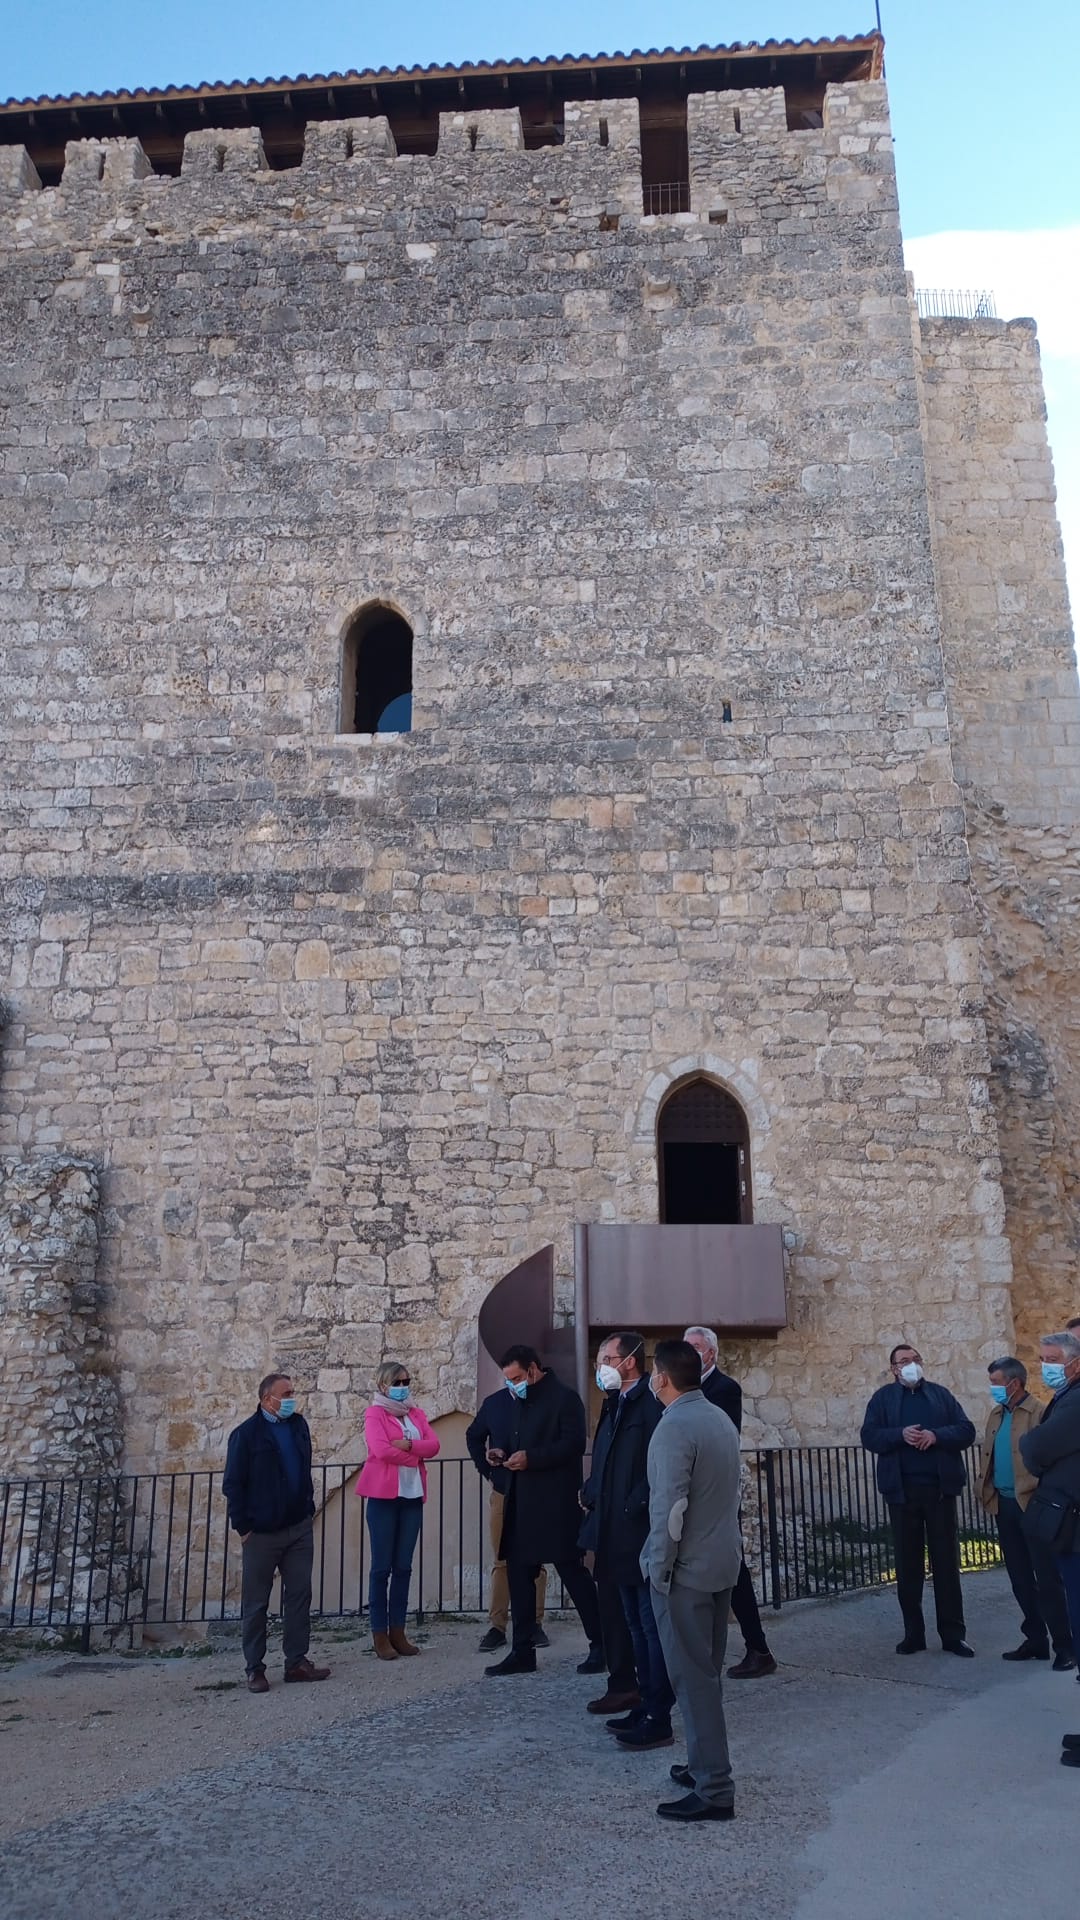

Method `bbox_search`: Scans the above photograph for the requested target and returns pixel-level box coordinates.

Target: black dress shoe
[607,1708,648,1732]
[896,1636,927,1655]
[1061,1750,1080,1769]
[484,1650,537,1676]
[576,1643,606,1675]
[670,1764,695,1788]
[1061,1733,1080,1750]
[1002,1643,1048,1661]
[477,1628,507,1654]
[1053,1652,1077,1672]
[615,1720,675,1751]
[942,1640,975,1658]
[532,1625,550,1650]
[657,1792,734,1823]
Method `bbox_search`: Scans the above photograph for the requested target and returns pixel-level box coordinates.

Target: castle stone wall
[0,82,1018,1469]
[919,319,1080,1352]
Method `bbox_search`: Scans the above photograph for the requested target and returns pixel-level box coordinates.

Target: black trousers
[730,1556,772,1655]
[889,1490,965,1644]
[596,1569,638,1693]
[996,1494,1074,1654]
[507,1554,601,1655]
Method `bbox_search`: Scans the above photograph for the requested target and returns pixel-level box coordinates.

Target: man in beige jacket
[978,1355,1075,1669]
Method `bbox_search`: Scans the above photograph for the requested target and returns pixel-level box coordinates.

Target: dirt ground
[0,1613,499,1840]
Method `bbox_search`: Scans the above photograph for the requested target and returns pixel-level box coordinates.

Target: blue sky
[4,2,1078,602]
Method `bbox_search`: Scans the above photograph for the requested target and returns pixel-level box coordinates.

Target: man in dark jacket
[466,1345,602,1676]
[1020,1329,1080,1769]
[861,1343,976,1657]
[222,1372,330,1693]
[686,1326,777,1679]
[580,1332,673,1747]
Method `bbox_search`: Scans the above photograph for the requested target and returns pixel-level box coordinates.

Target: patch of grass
[194,1679,240,1692]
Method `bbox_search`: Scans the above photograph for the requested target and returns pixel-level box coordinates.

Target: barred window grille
[642,181,691,216]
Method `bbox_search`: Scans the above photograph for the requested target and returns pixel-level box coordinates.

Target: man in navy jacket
[223,1372,330,1692]
[861,1343,976,1657]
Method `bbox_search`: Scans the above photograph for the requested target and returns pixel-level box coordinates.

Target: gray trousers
[652,1579,734,1809]
[240,1520,313,1674]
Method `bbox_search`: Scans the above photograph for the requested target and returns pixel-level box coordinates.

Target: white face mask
[596,1364,622,1393]
[898,1362,923,1386]
[649,1373,663,1400]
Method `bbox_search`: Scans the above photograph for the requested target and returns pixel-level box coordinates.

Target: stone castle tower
[1,32,1077,1473]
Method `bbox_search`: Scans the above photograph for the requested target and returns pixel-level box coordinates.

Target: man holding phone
[466,1345,602,1675]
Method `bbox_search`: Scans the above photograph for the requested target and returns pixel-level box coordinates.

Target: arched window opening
[657,1077,751,1225]
[340,605,413,734]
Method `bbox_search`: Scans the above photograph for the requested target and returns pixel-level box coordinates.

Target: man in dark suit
[685,1327,777,1678]
[1020,1328,1080,1768]
[861,1342,977,1656]
[222,1372,331,1693]
[580,1332,673,1746]
[466,1345,602,1676]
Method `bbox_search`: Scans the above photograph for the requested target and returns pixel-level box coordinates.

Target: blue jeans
[619,1578,675,1729]
[366,1497,424,1631]
[1055,1551,1080,1663]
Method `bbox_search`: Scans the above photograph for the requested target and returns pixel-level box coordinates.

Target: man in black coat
[222,1372,331,1693]
[1020,1328,1080,1769]
[686,1326,777,1679]
[861,1342,977,1657]
[580,1332,673,1745]
[466,1345,602,1676]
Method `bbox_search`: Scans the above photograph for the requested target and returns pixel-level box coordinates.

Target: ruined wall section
[0,83,1015,1467]
[0,1147,119,1479]
[919,319,1080,1352]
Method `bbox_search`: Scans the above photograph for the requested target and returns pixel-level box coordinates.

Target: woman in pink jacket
[356,1361,440,1659]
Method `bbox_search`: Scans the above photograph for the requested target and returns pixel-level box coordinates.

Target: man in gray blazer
[642,1338,743,1822]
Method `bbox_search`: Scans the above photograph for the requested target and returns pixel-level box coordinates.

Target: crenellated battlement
[0,81,894,245]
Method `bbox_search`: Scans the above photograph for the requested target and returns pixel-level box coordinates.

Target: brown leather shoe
[283,1657,331,1682]
[388,1626,421,1657]
[247,1667,270,1694]
[587,1689,641,1715]
[727,1649,777,1678]
[372,1633,399,1661]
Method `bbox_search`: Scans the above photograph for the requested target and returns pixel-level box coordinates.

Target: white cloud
[904,227,1080,628]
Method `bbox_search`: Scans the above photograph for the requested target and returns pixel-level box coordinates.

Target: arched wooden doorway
[657,1077,752,1225]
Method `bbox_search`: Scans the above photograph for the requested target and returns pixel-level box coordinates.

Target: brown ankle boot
[388,1625,420,1656]
[373,1632,399,1660]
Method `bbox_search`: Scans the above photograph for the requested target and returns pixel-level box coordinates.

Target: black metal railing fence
[915,287,997,321]
[0,1447,999,1644]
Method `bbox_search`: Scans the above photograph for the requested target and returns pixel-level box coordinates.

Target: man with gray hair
[977,1356,1074,1668]
[1020,1330,1080,1768]
[644,1339,742,1822]
[684,1326,777,1679]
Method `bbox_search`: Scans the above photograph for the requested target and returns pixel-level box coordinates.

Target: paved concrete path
[0,1570,1076,1920]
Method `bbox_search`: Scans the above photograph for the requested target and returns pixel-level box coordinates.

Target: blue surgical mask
[276,1398,296,1419]
[990,1385,1009,1407]
[1042,1362,1068,1391]
[505,1378,528,1399]
[388,1385,410,1404]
